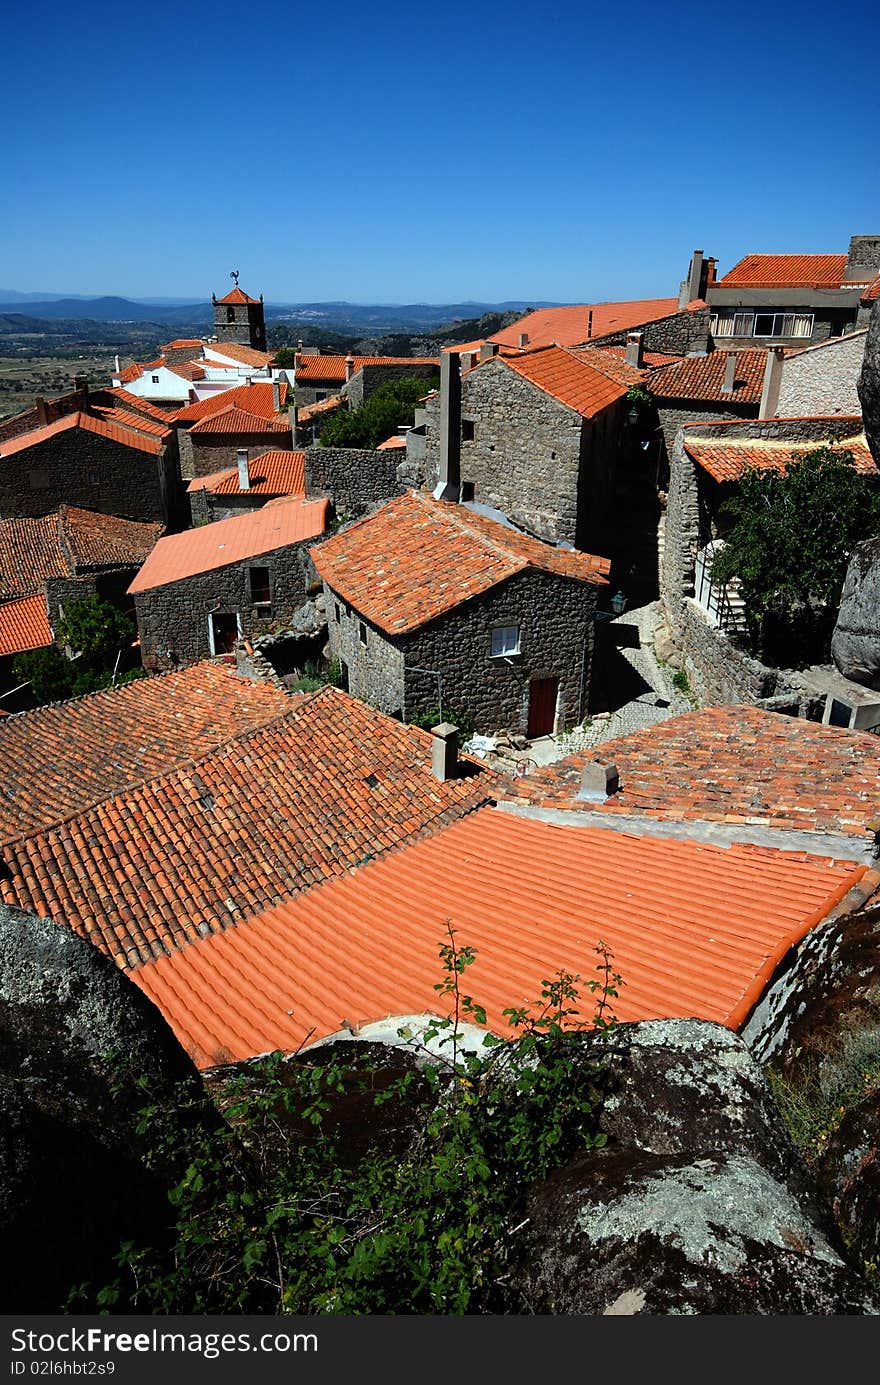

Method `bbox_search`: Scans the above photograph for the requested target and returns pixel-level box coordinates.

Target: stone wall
[660,430,703,620]
[188,488,266,526]
[591,307,712,356]
[188,433,292,481]
[323,568,600,734]
[344,363,439,411]
[134,541,318,671]
[42,570,137,636]
[304,446,405,518]
[212,301,266,351]
[682,415,864,444]
[776,332,867,417]
[0,386,89,443]
[0,431,168,524]
[676,600,801,706]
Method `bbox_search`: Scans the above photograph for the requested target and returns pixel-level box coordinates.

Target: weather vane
[230,269,240,287]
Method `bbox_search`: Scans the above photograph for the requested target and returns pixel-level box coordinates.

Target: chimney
[35,395,48,427]
[518,332,530,349]
[705,257,717,287]
[625,331,644,369]
[461,351,476,371]
[245,374,253,387]
[114,354,120,374]
[479,341,500,362]
[236,448,250,490]
[577,759,620,802]
[344,354,355,383]
[687,250,704,303]
[73,374,89,398]
[721,352,737,393]
[272,378,281,412]
[431,722,459,781]
[433,351,462,502]
[759,346,786,419]
[587,310,593,339]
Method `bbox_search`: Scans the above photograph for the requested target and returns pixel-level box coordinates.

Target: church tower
[212,271,267,350]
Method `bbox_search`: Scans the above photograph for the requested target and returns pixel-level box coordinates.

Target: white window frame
[490,624,520,658]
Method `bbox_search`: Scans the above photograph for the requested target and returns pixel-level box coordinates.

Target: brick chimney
[431,722,459,781]
[35,396,48,427]
[721,352,737,393]
[433,351,462,502]
[479,342,500,362]
[577,759,620,802]
[236,448,250,490]
[759,346,786,419]
[518,332,530,349]
[625,332,644,369]
[73,374,89,399]
[272,379,281,412]
[344,355,355,383]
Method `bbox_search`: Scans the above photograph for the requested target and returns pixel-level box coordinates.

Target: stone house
[211,282,267,352]
[129,495,329,670]
[185,404,293,482]
[481,295,708,355]
[645,348,767,458]
[174,379,291,481]
[291,353,439,409]
[311,490,610,735]
[772,330,868,417]
[188,449,305,525]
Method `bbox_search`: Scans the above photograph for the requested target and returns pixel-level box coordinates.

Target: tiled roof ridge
[409,490,544,572]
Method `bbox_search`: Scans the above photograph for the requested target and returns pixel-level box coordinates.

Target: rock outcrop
[510,1021,877,1314]
[831,537,880,687]
[859,299,880,467]
[0,905,220,1312]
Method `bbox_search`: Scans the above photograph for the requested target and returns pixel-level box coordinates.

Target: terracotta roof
[504,704,880,840]
[648,349,767,404]
[204,342,272,368]
[187,450,305,498]
[492,345,627,416]
[574,346,681,386]
[0,686,498,969]
[92,405,170,438]
[717,254,849,289]
[0,508,164,600]
[115,357,165,385]
[176,381,288,425]
[162,339,203,350]
[164,360,205,382]
[107,389,180,424]
[131,805,865,1067]
[0,594,52,658]
[0,662,289,844]
[862,276,880,304]
[489,299,681,350]
[294,355,439,384]
[129,495,327,592]
[215,286,261,305]
[0,411,164,458]
[376,435,406,451]
[297,394,343,422]
[683,430,876,483]
[188,404,291,437]
[312,492,609,635]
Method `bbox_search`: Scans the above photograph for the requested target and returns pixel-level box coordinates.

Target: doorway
[527,676,558,738]
[209,611,240,655]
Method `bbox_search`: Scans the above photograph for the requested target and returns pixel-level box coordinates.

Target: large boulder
[510,1020,877,1314]
[831,537,880,686]
[0,905,220,1312]
[859,299,880,467]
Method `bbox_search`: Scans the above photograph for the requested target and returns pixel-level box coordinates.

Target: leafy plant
[319,374,439,450]
[406,703,475,738]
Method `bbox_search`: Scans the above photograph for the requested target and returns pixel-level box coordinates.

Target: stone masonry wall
[656,402,756,458]
[188,488,267,526]
[776,332,867,417]
[677,599,796,706]
[591,307,712,356]
[323,568,599,734]
[189,434,292,481]
[344,363,439,411]
[304,446,405,518]
[660,429,703,622]
[134,540,318,671]
[0,431,167,523]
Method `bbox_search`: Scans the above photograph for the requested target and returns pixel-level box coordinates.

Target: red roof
[717,254,849,289]
[131,805,865,1067]
[204,342,272,368]
[215,286,260,305]
[92,405,170,438]
[176,381,287,425]
[648,349,767,405]
[0,508,164,600]
[312,492,609,634]
[107,389,180,424]
[504,704,880,841]
[187,449,305,498]
[297,394,343,422]
[489,298,681,350]
[376,435,406,451]
[862,276,880,303]
[574,346,681,386]
[0,411,164,458]
[188,404,291,436]
[0,686,498,968]
[493,345,627,417]
[0,662,289,844]
[683,427,875,483]
[162,339,203,349]
[129,495,327,592]
[294,355,439,383]
[0,594,52,658]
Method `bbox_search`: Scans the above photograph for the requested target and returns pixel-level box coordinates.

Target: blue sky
[3,0,879,303]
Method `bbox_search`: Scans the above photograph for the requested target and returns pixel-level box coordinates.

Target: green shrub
[319,375,439,450]
[407,703,475,738]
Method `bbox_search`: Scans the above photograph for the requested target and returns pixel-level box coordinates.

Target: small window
[335,601,342,623]
[151,374,160,384]
[461,481,475,502]
[250,566,271,606]
[88,471,99,486]
[359,621,368,646]
[227,306,235,322]
[491,625,520,657]
[461,419,475,441]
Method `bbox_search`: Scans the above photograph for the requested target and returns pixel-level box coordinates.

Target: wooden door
[527,676,558,738]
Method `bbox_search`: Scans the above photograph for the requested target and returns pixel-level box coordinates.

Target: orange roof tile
[131,806,865,1067]
[188,404,291,436]
[115,357,165,385]
[294,355,439,383]
[573,346,681,386]
[107,388,180,424]
[187,450,305,498]
[162,339,203,349]
[204,341,272,368]
[215,286,261,305]
[647,349,767,404]
[489,298,680,350]
[312,492,609,634]
[0,662,289,843]
[297,394,343,422]
[862,276,880,303]
[717,254,849,289]
[129,495,327,592]
[0,507,164,600]
[176,380,288,424]
[504,704,880,841]
[0,411,164,458]
[0,687,498,969]
[376,434,406,451]
[0,594,52,658]
[165,360,205,382]
[683,430,876,483]
[494,345,627,417]
[92,405,170,438]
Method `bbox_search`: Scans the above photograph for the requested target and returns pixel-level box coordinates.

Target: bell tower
[212,270,267,350]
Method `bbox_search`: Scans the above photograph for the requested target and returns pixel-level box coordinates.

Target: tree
[57,597,136,677]
[12,646,76,703]
[319,374,440,450]
[710,447,880,666]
